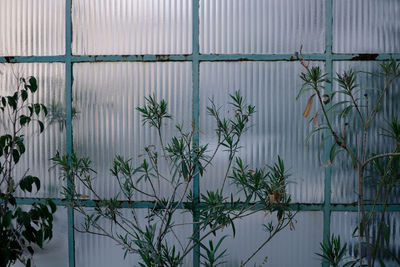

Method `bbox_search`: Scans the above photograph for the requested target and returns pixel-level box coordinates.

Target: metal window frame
[2,0,400,266]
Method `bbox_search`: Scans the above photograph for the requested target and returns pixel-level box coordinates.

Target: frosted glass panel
[12,207,68,267]
[73,62,192,199]
[199,62,324,203]
[331,212,400,266]
[200,0,325,54]
[0,0,65,56]
[331,61,400,203]
[201,212,322,266]
[72,0,192,55]
[75,208,192,266]
[0,63,66,198]
[333,0,400,53]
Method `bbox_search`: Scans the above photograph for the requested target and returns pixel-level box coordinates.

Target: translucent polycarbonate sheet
[201,211,322,266]
[73,62,192,199]
[333,0,400,53]
[12,207,68,267]
[199,62,324,203]
[331,61,400,204]
[74,208,192,266]
[0,0,65,56]
[72,0,192,55]
[331,212,400,266]
[0,63,66,198]
[200,0,324,54]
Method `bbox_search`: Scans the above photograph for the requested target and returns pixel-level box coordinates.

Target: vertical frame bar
[323,0,333,266]
[65,0,75,266]
[192,0,200,266]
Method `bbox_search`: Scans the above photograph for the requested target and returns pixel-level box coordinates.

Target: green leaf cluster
[52,91,294,267]
[0,76,55,267]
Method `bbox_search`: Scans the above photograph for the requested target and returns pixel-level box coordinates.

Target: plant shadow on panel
[0,75,56,267]
[297,48,400,267]
[52,91,297,266]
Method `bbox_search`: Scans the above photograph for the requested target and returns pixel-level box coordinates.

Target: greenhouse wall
[1,0,399,266]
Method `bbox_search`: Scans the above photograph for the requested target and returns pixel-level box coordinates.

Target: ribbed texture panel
[12,208,68,267]
[74,208,192,266]
[0,0,65,56]
[201,211,322,266]
[199,62,324,203]
[331,212,400,266]
[72,0,192,55]
[333,0,400,53]
[200,0,325,54]
[331,61,400,204]
[73,62,192,199]
[0,63,66,198]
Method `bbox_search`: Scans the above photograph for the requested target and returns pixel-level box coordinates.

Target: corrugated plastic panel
[201,211,322,266]
[200,0,325,54]
[72,62,192,200]
[331,61,400,204]
[74,208,192,266]
[333,0,400,53]
[331,212,400,266]
[72,0,192,55]
[199,61,324,203]
[0,0,65,56]
[0,63,66,198]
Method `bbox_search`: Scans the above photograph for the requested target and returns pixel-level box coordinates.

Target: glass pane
[331,61,400,204]
[333,0,400,53]
[12,207,68,267]
[200,0,325,54]
[0,63,66,198]
[0,0,65,56]
[201,211,322,266]
[331,212,400,266]
[72,0,192,55]
[73,62,192,199]
[75,208,192,266]
[199,62,324,203]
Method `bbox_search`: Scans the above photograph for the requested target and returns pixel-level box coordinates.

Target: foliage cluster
[0,76,56,267]
[52,91,296,266]
[297,49,400,267]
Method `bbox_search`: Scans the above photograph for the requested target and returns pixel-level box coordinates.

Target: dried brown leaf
[312,111,319,128]
[303,94,316,118]
[268,194,275,205]
[322,160,331,168]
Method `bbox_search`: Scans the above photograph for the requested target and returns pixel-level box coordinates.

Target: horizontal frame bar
[13,198,400,211]
[1,53,400,63]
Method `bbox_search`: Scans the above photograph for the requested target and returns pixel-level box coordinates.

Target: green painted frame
[1,0,400,266]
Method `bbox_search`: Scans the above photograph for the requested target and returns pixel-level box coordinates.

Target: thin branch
[366,74,399,129]
[240,213,296,266]
[362,153,400,169]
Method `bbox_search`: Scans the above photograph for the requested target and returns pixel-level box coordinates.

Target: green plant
[316,234,359,267]
[0,75,56,267]
[297,48,400,267]
[200,235,228,267]
[52,91,296,266]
